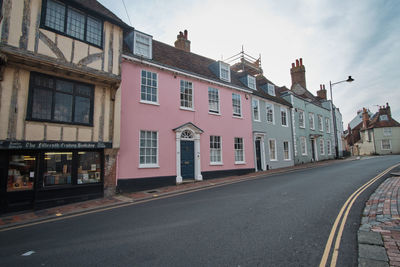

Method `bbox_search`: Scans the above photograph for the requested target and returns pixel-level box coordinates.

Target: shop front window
[77,152,101,184]
[43,152,72,186]
[7,155,36,192]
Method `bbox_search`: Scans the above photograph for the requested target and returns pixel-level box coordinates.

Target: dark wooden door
[255,140,262,171]
[181,141,194,179]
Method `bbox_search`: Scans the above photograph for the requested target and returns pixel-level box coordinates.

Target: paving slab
[358,231,384,246]
[359,258,389,267]
[359,244,388,262]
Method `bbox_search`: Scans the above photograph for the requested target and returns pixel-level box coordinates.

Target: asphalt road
[1,155,400,267]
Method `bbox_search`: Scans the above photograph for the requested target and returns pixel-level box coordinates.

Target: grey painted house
[280,59,335,164]
[230,55,294,171]
[251,81,294,170]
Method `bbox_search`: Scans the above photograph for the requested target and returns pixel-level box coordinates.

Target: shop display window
[44,152,72,186]
[77,151,101,184]
[7,155,36,192]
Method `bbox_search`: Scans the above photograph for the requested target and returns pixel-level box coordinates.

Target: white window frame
[232,93,242,117]
[134,31,152,59]
[248,75,256,90]
[269,139,277,161]
[210,135,223,165]
[325,117,330,133]
[219,62,231,82]
[139,130,159,168]
[283,141,291,160]
[266,103,274,124]
[318,115,323,132]
[180,79,194,111]
[319,138,325,155]
[252,99,260,121]
[299,110,305,128]
[380,115,388,121]
[383,128,392,136]
[327,140,332,155]
[140,70,158,105]
[234,137,245,164]
[381,139,391,150]
[301,136,307,155]
[208,87,220,115]
[267,83,275,96]
[309,113,315,130]
[281,107,288,127]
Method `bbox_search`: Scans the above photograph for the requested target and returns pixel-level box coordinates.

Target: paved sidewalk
[358,172,400,267]
[0,158,353,230]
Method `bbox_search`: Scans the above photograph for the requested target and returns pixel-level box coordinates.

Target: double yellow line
[319,162,400,267]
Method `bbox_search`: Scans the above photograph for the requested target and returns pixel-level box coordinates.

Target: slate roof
[367,113,400,129]
[253,75,292,107]
[70,0,132,30]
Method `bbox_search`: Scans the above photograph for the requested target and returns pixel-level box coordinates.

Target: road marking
[21,250,35,256]
[319,162,400,267]
[0,160,364,233]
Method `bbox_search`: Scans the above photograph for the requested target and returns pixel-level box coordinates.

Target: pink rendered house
[117,30,255,192]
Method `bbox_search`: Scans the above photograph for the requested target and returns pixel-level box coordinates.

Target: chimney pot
[300,58,303,65]
[292,63,295,68]
[296,59,299,67]
[174,30,191,52]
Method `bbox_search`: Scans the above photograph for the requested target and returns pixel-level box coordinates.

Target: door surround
[173,123,203,184]
[254,133,266,171]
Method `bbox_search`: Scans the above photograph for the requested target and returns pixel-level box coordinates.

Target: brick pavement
[359,175,400,267]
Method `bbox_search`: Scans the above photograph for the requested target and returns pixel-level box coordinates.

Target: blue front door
[180,141,194,179]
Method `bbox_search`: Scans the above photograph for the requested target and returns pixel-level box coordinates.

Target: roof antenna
[122,0,132,26]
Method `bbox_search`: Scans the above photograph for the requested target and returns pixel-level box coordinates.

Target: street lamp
[330,76,354,159]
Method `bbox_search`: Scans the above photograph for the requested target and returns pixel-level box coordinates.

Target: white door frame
[254,133,266,171]
[174,123,203,183]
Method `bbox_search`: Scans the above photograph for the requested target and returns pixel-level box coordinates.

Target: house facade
[0,0,128,212]
[118,30,255,192]
[280,59,335,164]
[353,104,400,155]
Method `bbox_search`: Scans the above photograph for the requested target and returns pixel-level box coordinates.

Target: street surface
[1,155,399,266]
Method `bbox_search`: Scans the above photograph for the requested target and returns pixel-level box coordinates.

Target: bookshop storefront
[0,141,111,213]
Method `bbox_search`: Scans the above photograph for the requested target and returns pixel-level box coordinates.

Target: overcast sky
[99,0,400,126]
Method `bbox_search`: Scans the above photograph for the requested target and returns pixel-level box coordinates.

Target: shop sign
[0,141,112,150]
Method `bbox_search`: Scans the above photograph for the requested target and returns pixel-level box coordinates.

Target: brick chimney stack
[362,108,369,129]
[386,102,391,117]
[317,84,327,100]
[290,58,306,89]
[174,29,191,52]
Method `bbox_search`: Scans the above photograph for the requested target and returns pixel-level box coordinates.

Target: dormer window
[267,83,275,96]
[134,31,152,59]
[219,62,231,82]
[248,75,256,90]
[380,115,388,121]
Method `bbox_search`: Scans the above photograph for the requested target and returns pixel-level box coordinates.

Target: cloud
[99,0,400,124]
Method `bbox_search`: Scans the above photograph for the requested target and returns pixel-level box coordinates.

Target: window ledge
[284,159,292,161]
[210,162,223,166]
[209,112,221,116]
[140,100,160,106]
[234,161,246,165]
[282,125,289,127]
[233,115,243,119]
[270,159,278,162]
[139,165,160,169]
[180,107,195,112]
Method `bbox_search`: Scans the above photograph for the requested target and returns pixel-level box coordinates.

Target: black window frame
[38,149,104,189]
[27,72,95,126]
[40,0,104,48]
